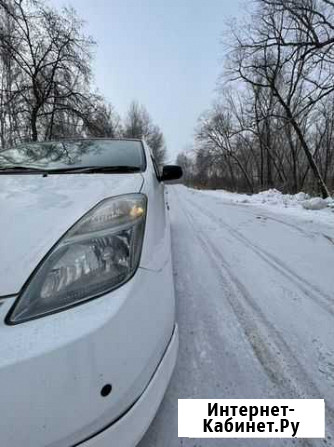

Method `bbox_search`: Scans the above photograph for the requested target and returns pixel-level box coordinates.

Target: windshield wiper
[0,165,142,175]
[46,166,142,174]
[0,166,46,173]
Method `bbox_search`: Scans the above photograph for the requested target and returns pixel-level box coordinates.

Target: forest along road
[139,185,334,447]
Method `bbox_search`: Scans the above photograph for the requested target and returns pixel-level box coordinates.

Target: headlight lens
[8,194,147,324]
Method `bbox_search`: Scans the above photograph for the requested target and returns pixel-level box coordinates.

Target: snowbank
[196,187,334,227]
[301,197,328,210]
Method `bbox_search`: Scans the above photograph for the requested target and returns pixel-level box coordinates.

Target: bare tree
[0,0,94,144]
[0,0,168,165]
[81,99,122,138]
[226,0,334,197]
[197,103,255,192]
[123,101,167,165]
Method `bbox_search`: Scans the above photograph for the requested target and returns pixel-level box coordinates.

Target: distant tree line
[178,0,334,197]
[0,0,166,164]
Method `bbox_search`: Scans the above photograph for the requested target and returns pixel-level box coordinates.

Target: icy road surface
[139,185,334,447]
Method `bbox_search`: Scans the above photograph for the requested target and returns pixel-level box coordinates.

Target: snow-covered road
[139,185,334,447]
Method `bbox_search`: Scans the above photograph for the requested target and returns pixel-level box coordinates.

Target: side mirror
[160,165,183,182]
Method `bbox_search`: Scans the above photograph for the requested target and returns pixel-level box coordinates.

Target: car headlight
[7,194,147,324]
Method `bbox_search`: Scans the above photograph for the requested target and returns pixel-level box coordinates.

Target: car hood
[0,173,144,296]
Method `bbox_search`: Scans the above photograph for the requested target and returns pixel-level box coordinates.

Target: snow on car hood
[0,173,144,296]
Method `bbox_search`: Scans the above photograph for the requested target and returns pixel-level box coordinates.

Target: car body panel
[78,324,178,447]
[0,254,175,447]
[140,154,171,273]
[0,139,177,447]
[0,173,144,296]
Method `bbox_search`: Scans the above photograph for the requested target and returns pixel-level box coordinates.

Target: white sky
[49,0,242,160]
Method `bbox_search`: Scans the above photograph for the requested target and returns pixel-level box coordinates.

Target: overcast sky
[50,0,242,160]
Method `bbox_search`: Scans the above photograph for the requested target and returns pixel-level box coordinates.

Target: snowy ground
[200,188,334,227]
[139,185,334,447]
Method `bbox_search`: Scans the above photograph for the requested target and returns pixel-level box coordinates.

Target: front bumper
[78,324,178,447]
[0,259,176,447]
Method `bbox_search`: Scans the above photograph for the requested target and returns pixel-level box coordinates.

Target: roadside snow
[198,188,334,227]
[302,197,328,210]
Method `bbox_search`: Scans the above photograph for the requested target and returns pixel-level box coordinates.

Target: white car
[0,139,182,447]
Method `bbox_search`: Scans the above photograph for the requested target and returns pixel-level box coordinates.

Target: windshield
[0,139,146,173]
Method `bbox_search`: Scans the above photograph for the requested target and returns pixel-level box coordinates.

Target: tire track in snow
[186,193,334,319]
[206,195,315,240]
[180,192,319,395]
[175,189,333,445]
